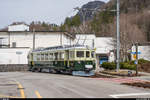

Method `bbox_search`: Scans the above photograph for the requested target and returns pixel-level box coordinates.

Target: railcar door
[66,50,70,67]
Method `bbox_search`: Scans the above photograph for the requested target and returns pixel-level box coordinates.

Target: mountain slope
[77,1,105,22]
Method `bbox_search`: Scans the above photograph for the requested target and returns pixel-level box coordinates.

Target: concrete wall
[8,24,29,31]
[0,48,30,64]
[0,32,73,49]
[0,32,9,45]
[132,45,150,61]
[0,64,28,72]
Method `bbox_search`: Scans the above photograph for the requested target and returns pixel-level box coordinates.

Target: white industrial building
[8,23,29,31]
[0,48,30,64]
[0,31,74,64]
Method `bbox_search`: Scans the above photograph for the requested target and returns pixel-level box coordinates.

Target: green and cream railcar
[28,45,96,76]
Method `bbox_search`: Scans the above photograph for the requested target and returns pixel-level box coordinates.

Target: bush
[126,59,150,65]
[101,62,116,70]
[101,59,150,70]
[102,62,136,70]
[120,63,136,70]
[138,59,150,64]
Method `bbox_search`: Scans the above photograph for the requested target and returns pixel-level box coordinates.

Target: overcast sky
[0,0,110,29]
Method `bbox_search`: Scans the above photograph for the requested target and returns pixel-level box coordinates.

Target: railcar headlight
[78,61,81,64]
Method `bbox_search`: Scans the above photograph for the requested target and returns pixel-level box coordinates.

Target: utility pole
[116,0,120,72]
[135,42,138,76]
[33,28,35,50]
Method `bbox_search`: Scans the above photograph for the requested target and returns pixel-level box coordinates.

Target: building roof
[0,31,75,39]
[32,45,93,52]
[8,22,29,26]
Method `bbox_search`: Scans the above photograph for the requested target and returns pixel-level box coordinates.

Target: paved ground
[0,72,150,98]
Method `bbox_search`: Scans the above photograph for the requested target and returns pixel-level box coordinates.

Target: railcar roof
[32,45,93,53]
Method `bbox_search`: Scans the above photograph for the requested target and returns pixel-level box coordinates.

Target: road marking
[0,94,20,98]
[16,82,26,98]
[110,93,150,98]
[35,91,42,98]
[97,78,148,83]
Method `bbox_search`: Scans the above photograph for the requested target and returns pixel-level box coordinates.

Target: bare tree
[109,14,146,62]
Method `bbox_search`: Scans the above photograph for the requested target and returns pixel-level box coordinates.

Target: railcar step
[72,71,95,77]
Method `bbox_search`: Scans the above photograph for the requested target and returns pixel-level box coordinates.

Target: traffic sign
[131,52,141,54]
[133,54,136,59]
[134,61,138,64]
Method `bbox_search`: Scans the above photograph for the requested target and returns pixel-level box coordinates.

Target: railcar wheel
[38,68,42,72]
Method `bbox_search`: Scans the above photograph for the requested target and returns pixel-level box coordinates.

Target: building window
[12,42,16,48]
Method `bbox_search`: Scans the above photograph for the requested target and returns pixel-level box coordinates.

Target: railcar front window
[77,51,84,58]
[91,51,95,58]
[86,51,90,58]
[70,51,74,58]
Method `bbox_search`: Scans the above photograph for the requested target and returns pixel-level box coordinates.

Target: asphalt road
[0,72,150,98]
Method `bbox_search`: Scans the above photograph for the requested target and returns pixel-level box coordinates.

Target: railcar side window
[54,53,58,60]
[41,54,44,61]
[86,51,90,58]
[37,54,41,61]
[49,53,53,60]
[91,51,95,58]
[45,53,48,61]
[60,52,64,60]
[33,54,37,61]
[77,51,84,58]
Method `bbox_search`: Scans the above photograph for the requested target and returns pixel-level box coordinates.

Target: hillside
[77,1,105,22]
[61,0,150,62]
[62,0,150,42]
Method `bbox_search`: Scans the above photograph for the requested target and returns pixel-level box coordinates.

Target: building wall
[0,32,73,49]
[0,48,30,64]
[8,24,29,31]
[62,34,72,46]
[0,31,73,64]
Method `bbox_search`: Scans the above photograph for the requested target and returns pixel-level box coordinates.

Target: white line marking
[110,93,150,98]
